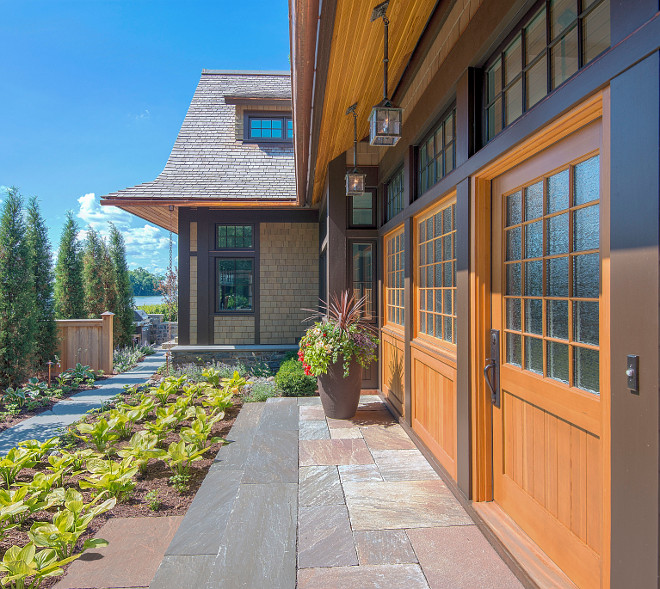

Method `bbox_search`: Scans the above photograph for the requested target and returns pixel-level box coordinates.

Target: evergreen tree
[109,223,134,347]
[100,239,118,317]
[82,228,106,317]
[0,189,36,386]
[54,212,85,319]
[26,197,57,366]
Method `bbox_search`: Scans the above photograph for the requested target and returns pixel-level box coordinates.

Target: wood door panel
[381,330,405,415]
[411,344,457,479]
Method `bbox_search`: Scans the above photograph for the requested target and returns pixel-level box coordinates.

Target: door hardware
[485,329,500,407]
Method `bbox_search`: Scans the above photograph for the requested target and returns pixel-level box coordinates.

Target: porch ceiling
[294,0,438,206]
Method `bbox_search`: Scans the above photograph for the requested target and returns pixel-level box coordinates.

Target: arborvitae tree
[100,239,118,318]
[109,223,134,347]
[0,189,36,386]
[26,197,57,366]
[82,228,106,318]
[54,212,85,319]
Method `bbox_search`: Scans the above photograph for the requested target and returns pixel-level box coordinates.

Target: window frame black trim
[214,223,255,251]
[243,111,293,143]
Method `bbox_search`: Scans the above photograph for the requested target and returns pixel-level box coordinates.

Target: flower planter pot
[317,357,363,419]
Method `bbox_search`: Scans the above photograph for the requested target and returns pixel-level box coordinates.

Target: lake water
[134,295,166,307]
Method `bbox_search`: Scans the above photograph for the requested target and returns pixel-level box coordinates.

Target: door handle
[486,330,500,407]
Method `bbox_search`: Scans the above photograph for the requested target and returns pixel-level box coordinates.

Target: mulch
[0,383,243,588]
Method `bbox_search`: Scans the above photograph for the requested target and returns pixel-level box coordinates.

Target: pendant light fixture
[369,0,403,146]
[345,103,367,196]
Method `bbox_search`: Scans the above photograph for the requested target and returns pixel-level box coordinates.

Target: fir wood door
[491,120,607,589]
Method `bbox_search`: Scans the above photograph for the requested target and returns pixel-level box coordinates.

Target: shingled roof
[101,71,297,224]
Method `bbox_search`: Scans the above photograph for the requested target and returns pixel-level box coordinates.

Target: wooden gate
[57,312,114,374]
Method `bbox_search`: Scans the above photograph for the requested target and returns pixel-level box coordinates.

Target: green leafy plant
[0,487,44,525]
[2,387,27,409]
[0,542,81,589]
[274,358,317,397]
[201,367,221,387]
[0,447,37,489]
[64,363,95,384]
[24,378,48,397]
[164,441,207,479]
[79,457,137,502]
[145,490,160,511]
[117,431,165,474]
[144,404,185,440]
[180,408,225,451]
[105,409,133,440]
[74,418,119,455]
[17,437,60,461]
[28,488,115,559]
[151,376,185,405]
[244,381,279,403]
[168,473,191,494]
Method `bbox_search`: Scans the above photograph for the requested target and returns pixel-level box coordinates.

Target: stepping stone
[299,439,374,466]
[299,466,344,506]
[297,564,429,589]
[371,449,440,481]
[299,405,326,421]
[298,505,357,568]
[330,427,363,439]
[54,516,182,589]
[343,480,473,530]
[407,526,524,588]
[299,420,330,440]
[298,397,322,406]
[354,530,418,565]
[338,464,383,483]
[326,409,395,429]
[360,424,417,451]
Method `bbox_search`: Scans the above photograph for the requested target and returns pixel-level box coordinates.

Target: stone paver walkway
[146,394,524,589]
[0,349,166,454]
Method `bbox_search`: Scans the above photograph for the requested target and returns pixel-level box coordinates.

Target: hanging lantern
[345,103,367,196]
[369,1,403,146]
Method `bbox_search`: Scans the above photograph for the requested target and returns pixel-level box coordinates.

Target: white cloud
[132,109,151,122]
[77,192,133,231]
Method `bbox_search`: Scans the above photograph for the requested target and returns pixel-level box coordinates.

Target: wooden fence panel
[56,312,113,374]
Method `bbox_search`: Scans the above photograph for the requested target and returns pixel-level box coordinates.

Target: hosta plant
[164,441,207,478]
[201,367,222,387]
[0,447,37,489]
[180,408,225,451]
[79,457,138,502]
[74,418,119,455]
[105,410,133,440]
[28,488,115,559]
[117,432,165,474]
[18,438,60,462]
[0,542,81,589]
[144,405,185,440]
[0,488,44,525]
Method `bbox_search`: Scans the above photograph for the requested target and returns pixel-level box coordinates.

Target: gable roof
[101,71,299,231]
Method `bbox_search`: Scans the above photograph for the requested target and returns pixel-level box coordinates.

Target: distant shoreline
[134,295,165,306]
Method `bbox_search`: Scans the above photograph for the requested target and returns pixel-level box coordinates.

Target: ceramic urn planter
[317,357,363,419]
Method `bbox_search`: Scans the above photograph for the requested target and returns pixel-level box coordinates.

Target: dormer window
[245,113,293,142]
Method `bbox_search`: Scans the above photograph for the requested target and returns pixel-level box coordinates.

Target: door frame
[469,89,611,586]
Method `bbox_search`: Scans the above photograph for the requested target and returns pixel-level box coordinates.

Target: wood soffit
[301,0,438,206]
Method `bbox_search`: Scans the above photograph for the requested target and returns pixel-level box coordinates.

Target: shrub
[244,381,279,403]
[274,358,317,397]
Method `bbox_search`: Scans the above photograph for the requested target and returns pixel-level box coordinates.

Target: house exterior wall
[260,222,319,344]
[213,316,254,345]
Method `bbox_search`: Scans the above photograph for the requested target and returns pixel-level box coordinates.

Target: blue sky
[0,0,290,274]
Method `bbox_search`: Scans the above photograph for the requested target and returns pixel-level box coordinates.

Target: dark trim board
[178,208,191,346]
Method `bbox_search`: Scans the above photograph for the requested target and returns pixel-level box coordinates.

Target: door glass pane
[506,191,522,226]
[507,332,522,366]
[573,253,599,298]
[352,243,374,319]
[525,298,543,335]
[525,260,543,296]
[574,301,599,345]
[547,341,569,383]
[444,316,453,342]
[526,56,548,109]
[574,156,600,204]
[547,213,569,255]
[444,290,452,315]
[525,336,543,374]
[583,0,610,63]
[525,10,547,64]
[547,256,569,297]
[574,346,599,394]
[573,204,599,251]
[547,169,569,213]
[547,300,569,340]
[506,298,521,331]
[551,26,579,88]
[506,227,522,261]
[525,182,543,220]
[507,263,522,295]
[525,221,543,258]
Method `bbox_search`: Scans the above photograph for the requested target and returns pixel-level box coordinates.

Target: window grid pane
[386,169,405,222]
[386,230,405,327]
[417,109,456,198]
[216,258,253,311]
[502,155,600,394]
[216,225,253,249]
[248,116,293,141]
[418,201,456,343]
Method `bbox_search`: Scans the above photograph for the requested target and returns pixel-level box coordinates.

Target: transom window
[386,168,405,222]
[503,154,600,394]
[216,225,253,249]
[385,228,405,327]
[418,109,456,197]
[417,199,456,343]
[349,192,376,228]
[485,0,610,141]
[246,114,293,141]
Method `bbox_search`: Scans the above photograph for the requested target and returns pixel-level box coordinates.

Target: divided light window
[386,168,405,222]
[216,225,253,249]
[417,198,456,344]
[418,109,455,197]
[247,114,293,141]
[385,228,405,327]
[485,0,610,141]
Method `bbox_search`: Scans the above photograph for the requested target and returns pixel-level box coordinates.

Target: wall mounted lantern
[345,103,367,196]
[369,0,403,146]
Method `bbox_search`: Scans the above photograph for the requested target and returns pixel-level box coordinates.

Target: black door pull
[486,330,500,407]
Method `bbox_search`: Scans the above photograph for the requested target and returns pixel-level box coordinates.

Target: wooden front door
[490,120,607,589]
